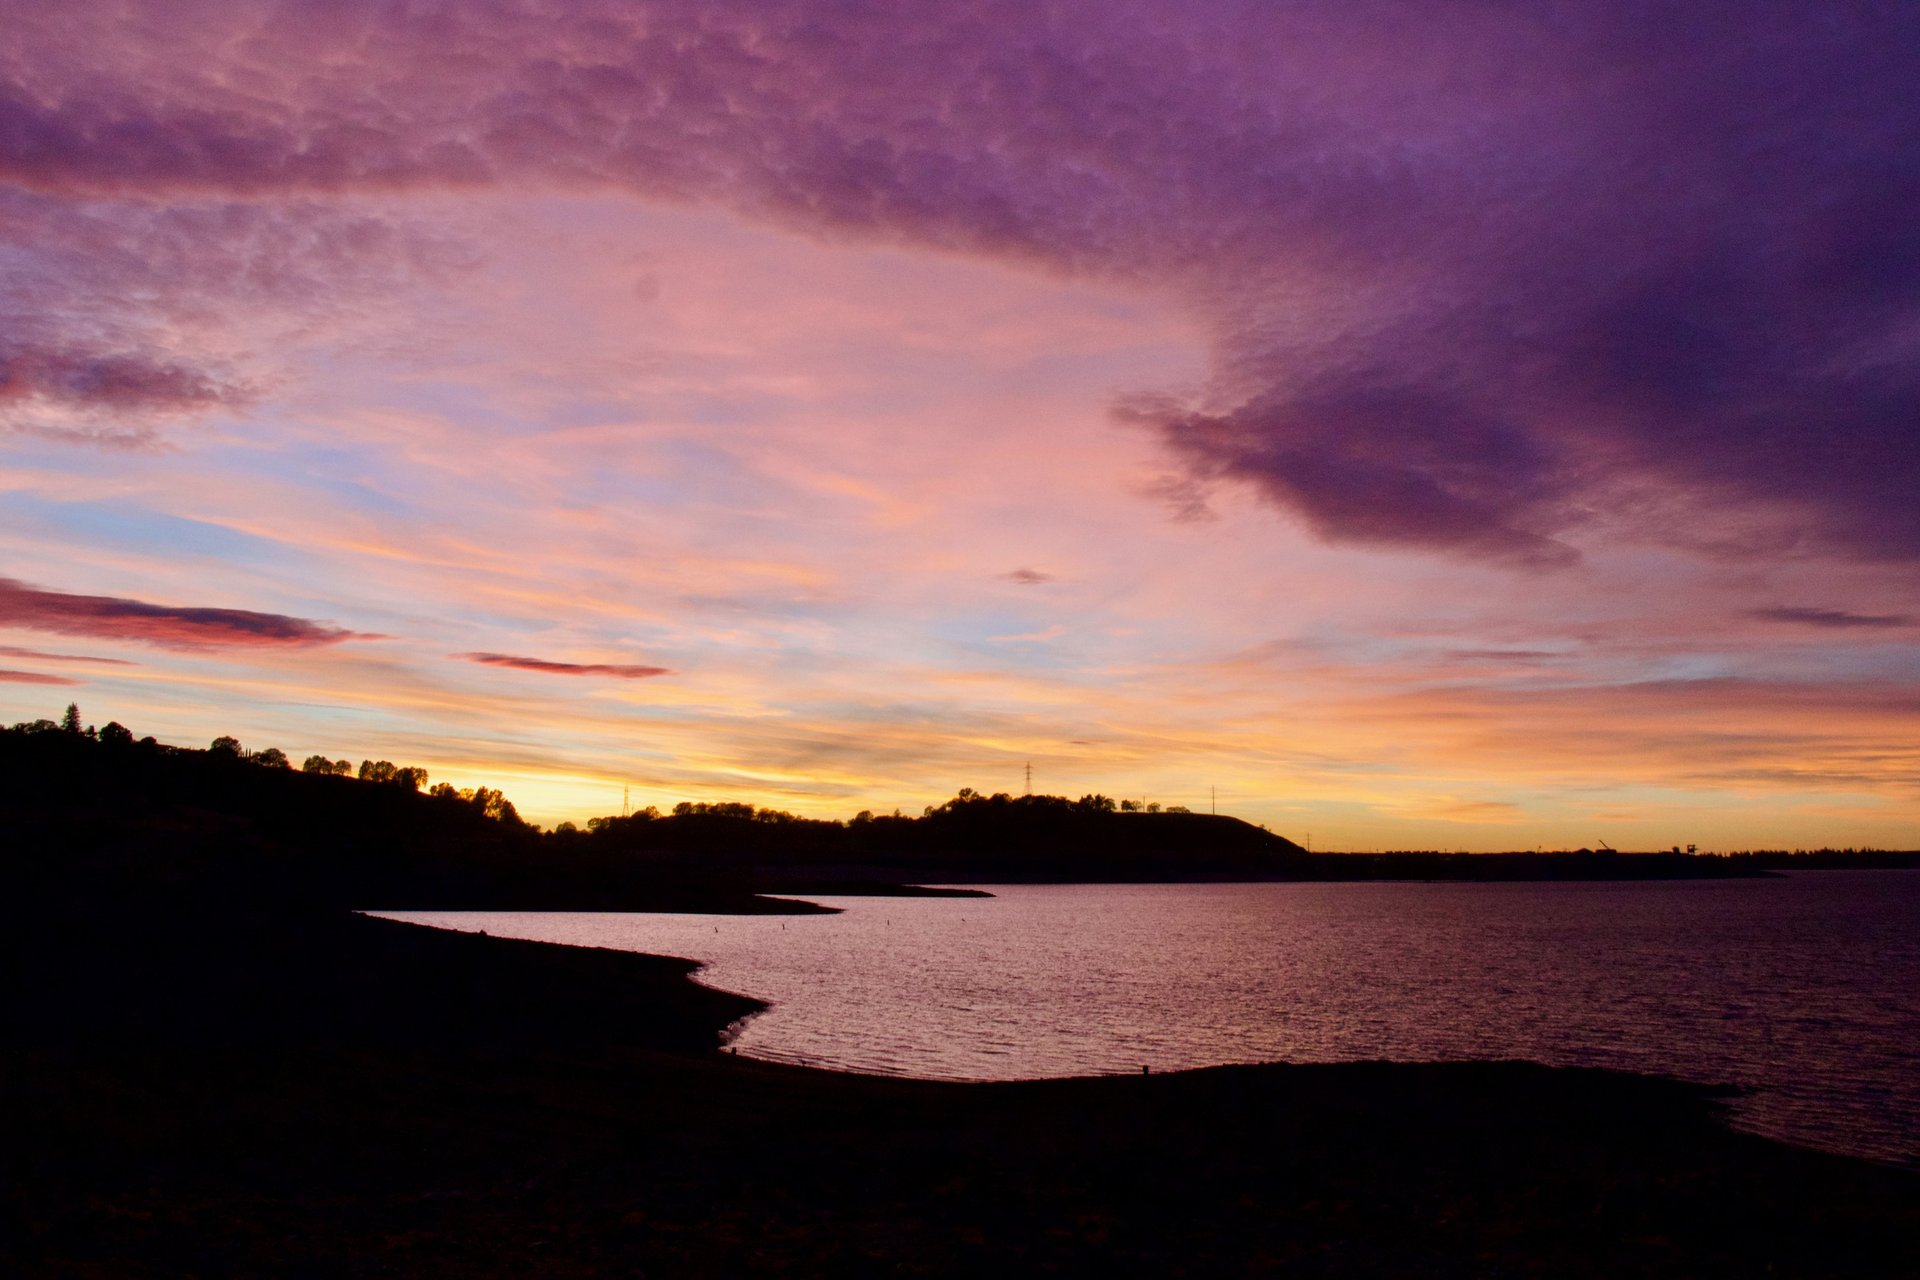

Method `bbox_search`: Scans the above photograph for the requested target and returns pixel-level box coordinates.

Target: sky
[4,0,1919,850]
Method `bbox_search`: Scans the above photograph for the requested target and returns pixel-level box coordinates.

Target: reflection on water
[377,870,1920,1165]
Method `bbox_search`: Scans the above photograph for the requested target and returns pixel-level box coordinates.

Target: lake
[377,870,1920,1166]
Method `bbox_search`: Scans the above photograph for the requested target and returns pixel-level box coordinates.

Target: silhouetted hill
[15,724,1879,907]
[563,793,1787,884]
[0,726,823,914]
[568,791,1310,886]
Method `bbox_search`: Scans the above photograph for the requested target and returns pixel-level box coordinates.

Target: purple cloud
[1002,568,1054,585]
[0,340,238,417]
[462,652,672,679]
[0,578,365,649]
[1747,607,1913,631]
[0,178,466,438]
[4,1,1917,564]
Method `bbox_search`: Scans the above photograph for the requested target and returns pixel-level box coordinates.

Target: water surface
[378,871,1920,1165]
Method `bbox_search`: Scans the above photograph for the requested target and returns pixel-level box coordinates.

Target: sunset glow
[5,2,1919,849]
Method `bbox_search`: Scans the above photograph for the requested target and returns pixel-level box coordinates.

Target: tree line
[14,704,1203,838]
[10,704,522,826]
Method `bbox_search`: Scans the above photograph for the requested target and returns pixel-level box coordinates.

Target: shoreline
[9,909,1918,1275]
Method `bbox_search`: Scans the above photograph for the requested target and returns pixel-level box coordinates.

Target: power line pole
[1211,785,1216,815]
[1025,760,1032,795]
[622,785,629,819]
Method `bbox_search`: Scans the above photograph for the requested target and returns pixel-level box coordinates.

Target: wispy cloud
[1442,649,1560,666]
[1421,799,1527,824]
[461,652,672,679]
[0,578,366,649]
[990,624,1068,645]
[0,668,79,685]
[0,644,136,666]
[1746,607,1912,630]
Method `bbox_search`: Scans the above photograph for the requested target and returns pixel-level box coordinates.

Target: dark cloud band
[0,578,363,649]
[1747,607,1913,631]
[462,652,671,679]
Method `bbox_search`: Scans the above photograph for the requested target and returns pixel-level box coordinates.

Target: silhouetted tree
[462,786,521,824]
[61,703,83,735]
[209,735,244,757]
[302,754,335,773]
[252,747,290,769]
[98,721,133,746]
[393,765,428,791]
[358,759,397,784]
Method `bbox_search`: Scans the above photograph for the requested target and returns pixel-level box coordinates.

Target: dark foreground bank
[6,910,1918,1278]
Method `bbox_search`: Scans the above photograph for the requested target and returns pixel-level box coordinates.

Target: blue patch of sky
[644,438,830,524]
[1643,655,1740,683]
[565,436,747,509]
[2,493,289,569]
[202,429,428,523]
[347,373,527,436]
[927,614,1099,677]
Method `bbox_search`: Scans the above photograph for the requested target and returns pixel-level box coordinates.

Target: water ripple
[377,871,1920,1166]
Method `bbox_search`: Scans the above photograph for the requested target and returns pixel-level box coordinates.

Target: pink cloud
[0,578,366,649]
[0,4,1900,563]
[461,652,671,679]
[0,644,136,665]
[0,668,79,685]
